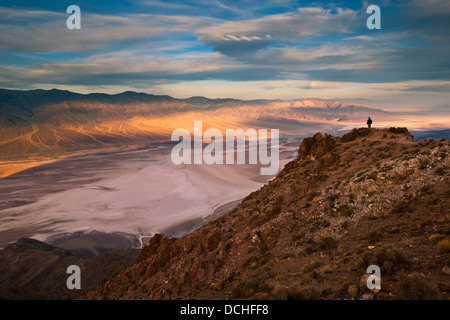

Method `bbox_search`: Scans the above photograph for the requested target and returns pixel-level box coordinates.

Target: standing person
[367,117,373,129]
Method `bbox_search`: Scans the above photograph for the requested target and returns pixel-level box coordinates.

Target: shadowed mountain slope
[0,238,137,300]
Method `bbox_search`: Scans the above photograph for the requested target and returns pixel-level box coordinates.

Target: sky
[0,0,449,112]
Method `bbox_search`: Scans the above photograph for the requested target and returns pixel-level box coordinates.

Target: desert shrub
[429,234,447,245]
[426,195,439,205]
[419,185,433,195]
[224,240,232,252]
[313,218,330,229]
[397,274,442,300]
[265,195,284,219]
[367,171,378,181]
[356,170,367,178]
[255,292,270,300]
[328,193,340,203]
[205,231,222,252]
[391,200,410,215]
[272,286,289,300]
[366,228,385,244]
[368,190,378,197]
[231,269,273,299]
[358,247,412,274]
[434,166,448,176]
[287,286,321,300]
[259,242,268,254]
[341,220,350,230]
[419,158,430,170]
[311,264,333,278]
[380,165,393,172]
[302,264,311,274]
[348,193,356,203]
[436,239,450,253]
[338,205,354,217]
[310,261,325,270]
[415,218,432,231]
[282,253,295,259]
[307,191,321,201]
[304,243,319,255]
[318,236,339,251]
[305,237,339,255]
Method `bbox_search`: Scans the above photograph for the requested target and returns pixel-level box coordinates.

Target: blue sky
[0,0,449,111]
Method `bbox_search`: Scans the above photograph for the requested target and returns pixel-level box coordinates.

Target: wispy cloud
[197,7,358,57]
[0,7,215,52]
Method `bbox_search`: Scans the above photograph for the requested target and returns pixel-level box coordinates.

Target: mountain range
[0,89,389,162]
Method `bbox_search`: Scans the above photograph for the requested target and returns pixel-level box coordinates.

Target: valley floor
[0,140,298,250]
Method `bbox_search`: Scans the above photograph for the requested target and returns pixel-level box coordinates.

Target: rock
[348,285,358,298]
[341,128,371,142]
[298,133,322,157]
[442,265,450,276]
[298,132,337,163]
[438,282,449,292]
[360,273,381,293]
[407,271,423,278]
[321,288,333,297]
[360,274,371,289]
[360,293,375,300]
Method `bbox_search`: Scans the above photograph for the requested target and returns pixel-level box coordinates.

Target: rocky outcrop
[341,128,372,142]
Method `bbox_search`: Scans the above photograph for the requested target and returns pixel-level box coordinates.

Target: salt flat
[0,141,298,249]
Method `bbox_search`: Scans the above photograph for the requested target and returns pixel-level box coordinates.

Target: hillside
[0,238,138,300]
[84,128,450,300]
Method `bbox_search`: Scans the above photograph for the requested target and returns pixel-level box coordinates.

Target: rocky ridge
[84,128,450,300]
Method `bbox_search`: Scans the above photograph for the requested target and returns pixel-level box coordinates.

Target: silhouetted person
[367,117,372,129]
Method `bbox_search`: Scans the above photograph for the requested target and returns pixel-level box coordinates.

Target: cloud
[0,49,275,89]
[303,81,346,89]
[344,35,372,41]
[400,82,450,93]
[0,7,215,52]
[197,7,358,57]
